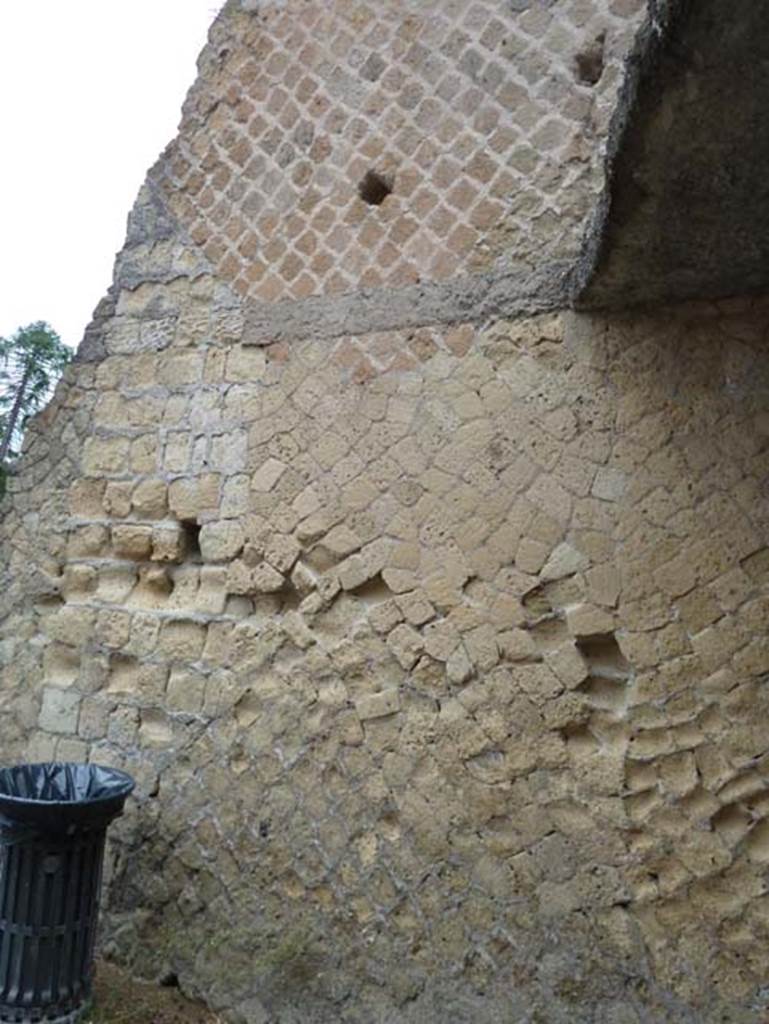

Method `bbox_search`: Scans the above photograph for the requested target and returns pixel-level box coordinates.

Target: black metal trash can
[0,763,134,1023]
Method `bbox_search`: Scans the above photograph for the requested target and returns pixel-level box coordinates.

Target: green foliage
[0,321,71,469]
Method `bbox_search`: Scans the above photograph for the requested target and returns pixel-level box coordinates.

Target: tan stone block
[210,431,247,474]
[157,619,207,660]
[96,564,138,604]
[676,587,721,633]
[226,559,284,595]
[527,475,571,524]
[320,524,361,559]
[489,594,526,630]
[225,346,267,383]
[132,479,168,518]
[139,709,173,747]
[368,599,404,635]
[43,643,80,687]
[545,643,589,689]
[678,831,732,878]
[126,611,160,658]
[654,554,697,599]
[163,432,190,473]
[54,739,87,769]
[498,628,537,661]
[152,525,186,563]
[168,475,221,521]
[566,604,615,637]
[292,484,321,519]
[585,564,621,607]
[733,638,769,677]
[381,568,417,594]
[106,656,167,700]
[446,645,473,684]
[158,350,204,386]
[95,609,132,649]
[252,458,286,492]
[657,752,698,797]
[67,525,110,558]
[78,698,109,741]
[463,625,499,671]
[396,591,435,627]
[82,437,130,474]
[26,732,58,762]
[199,520,244,562]
[93,392,124,428]
[690,619,744,673]
[69,478,106,517]
[342,475,379,512]
[338,540,391,591]
[130,434,160,474]
[107,706,139,747]
[387,624,423,670]
[167,566,199,609]
[289,561,316,596]
[103,481,133,518]
[39,687,80,734]
[515,537,549,574]
[592,468,627,502]
[166,666,206,713]
[221,475,250,518]
[744,820,769,865]
[264,533,301,573]
[195,566,228,615]
[282,611,315,649]
[112,524,153,560]
[528,509,561,548]
[44,606,95,647]
[741,594,769,635]
[541,542,589,581]
[316,573,341,604]
[355,688,401,721]
[511,663,563,701]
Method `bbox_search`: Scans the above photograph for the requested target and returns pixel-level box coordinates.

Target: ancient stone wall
[1,2,769,1022]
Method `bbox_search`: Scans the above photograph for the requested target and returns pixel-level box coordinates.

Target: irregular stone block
[39,688,80,734]
[132,479,168,518]
[112,524,153,560]
[264,533,301,573]
[355,688,401,721]
[152,524,187,563]
[387,623,424,670]
[199,520,245,562]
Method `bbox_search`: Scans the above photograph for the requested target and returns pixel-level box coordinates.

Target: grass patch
[83,961,220,1024]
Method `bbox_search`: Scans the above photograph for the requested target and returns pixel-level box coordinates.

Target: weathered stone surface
[2,3,769,1023]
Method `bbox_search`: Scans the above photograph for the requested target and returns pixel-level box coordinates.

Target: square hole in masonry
[181,521,202,560]
[358,169,393,206]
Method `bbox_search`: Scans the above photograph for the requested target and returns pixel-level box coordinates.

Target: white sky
[0,1,222,351]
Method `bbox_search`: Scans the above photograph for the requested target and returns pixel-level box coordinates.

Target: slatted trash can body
[0,764,134,1024]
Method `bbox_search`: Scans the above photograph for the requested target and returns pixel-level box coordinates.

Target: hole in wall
[561,723,599,754]
[159,971,179,989]
[575,632,630,679]
[358,169,393,206]
[347,572,393,605]
[180,521,202,560]
[577,675,628,711]
[574,32,606,86]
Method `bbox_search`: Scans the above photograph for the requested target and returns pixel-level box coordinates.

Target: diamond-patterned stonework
[153,0,645,303]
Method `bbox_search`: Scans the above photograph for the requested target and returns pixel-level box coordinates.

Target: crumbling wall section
[3,285,768,1021]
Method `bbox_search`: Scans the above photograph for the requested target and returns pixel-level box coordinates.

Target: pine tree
[0,323,71,493]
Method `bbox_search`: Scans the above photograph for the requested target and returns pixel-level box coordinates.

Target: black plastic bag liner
[0,763,135,1020]
[0,762,134,832]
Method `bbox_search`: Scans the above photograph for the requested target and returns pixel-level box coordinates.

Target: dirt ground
[83,960,220,1024]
